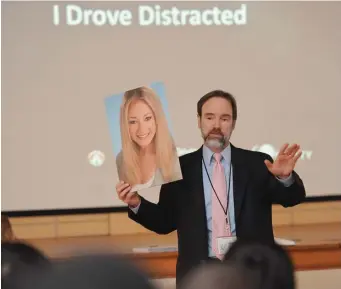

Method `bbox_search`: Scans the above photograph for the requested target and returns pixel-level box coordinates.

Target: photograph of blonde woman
[105,82,182,197]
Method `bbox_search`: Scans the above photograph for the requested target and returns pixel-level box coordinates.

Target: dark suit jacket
[128,144,306,284]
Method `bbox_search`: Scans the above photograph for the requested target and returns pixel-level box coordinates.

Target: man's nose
[213,120,220,128]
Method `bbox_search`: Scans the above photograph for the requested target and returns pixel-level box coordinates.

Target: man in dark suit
[116,90,306,284]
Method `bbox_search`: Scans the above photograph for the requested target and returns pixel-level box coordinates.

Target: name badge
[217,236,237,255]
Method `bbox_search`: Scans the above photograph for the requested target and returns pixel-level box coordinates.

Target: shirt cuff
[276,173,294,187]
[129,203,141,214]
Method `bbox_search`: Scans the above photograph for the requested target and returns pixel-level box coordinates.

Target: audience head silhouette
[24,253,156,289]
[2,241,51,289]
[223,239,296,289]
[1,238,296,289]
[179,263,256,289]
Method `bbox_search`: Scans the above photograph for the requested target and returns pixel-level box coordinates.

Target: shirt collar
[202,143,231,166]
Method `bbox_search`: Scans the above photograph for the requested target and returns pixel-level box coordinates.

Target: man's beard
[202,129,227,150]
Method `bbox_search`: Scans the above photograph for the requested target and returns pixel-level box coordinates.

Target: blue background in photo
[104,81,174,157]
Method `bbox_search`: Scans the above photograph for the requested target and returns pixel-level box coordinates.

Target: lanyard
[202,156,232,227]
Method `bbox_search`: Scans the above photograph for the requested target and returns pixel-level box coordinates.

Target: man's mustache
[208,129,223,136]
[204,130,224,142]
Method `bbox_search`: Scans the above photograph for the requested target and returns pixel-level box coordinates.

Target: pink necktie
[212,153,231,259]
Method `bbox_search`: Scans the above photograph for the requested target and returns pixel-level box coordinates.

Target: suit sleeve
[128,180,179,234]
[264,154,306,207]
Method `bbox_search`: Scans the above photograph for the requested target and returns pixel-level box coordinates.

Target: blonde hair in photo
[119,86,177,186]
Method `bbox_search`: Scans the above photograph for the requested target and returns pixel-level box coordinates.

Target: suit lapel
[231,144,249,225]
[185,147,208,255]
[187,147,206,218]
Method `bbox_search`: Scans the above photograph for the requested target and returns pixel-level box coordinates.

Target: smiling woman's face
[127,99,156,148]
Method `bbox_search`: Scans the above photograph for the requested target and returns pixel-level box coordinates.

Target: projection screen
[2,1,341,213]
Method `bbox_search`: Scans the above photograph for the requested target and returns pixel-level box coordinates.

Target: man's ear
[232,120,236,130]
[197,115,201,129]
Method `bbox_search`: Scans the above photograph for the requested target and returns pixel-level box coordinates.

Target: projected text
[52,4,248,27]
